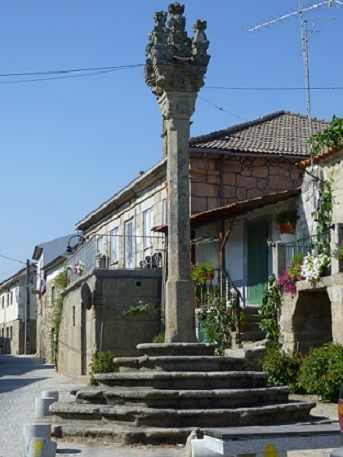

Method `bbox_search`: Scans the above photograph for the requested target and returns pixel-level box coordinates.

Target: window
[1,296,4,309]
[143,208,153,249]
[124,219,135,268]
[10,327,13,340]
[51,286,55,305]
[162,199,168,224]
[6,327,9,338]
[110,227,119,263]
[6,294,9,307]
[1,328,3,338]
[10,291,13,305]
[72,306,76,326]
[97,235,105,255]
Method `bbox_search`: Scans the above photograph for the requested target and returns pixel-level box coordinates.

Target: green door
[247,221,269,305]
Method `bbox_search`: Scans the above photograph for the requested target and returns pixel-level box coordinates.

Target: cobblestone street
[0,355,339,457]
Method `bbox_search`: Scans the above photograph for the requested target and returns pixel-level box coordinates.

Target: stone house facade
[57,111,329,376]
[0,267,36,354]
[279,147,343,353]
[36,255,66,364]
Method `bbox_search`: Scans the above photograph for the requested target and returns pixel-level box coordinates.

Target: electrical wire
[0,254,26,265]
[0,64,144,78]
[0,65,143,85]
[199,96,248,121]
[204,86,343,91]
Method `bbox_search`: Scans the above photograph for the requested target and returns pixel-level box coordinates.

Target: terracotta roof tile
[190,111,328,157]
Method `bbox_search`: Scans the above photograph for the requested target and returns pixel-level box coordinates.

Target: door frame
[244,216,272,306]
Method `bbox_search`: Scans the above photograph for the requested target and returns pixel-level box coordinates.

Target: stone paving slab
[0,355,339,457]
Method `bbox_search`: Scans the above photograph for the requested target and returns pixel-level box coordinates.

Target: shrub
[89,350,117,385]
[152,332,165,343]
[298,343,343,402]
[261,348,302,391]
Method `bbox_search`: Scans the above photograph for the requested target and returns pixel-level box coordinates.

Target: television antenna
[247,0,343,136]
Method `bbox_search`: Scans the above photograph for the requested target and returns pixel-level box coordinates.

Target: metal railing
[66,233,165,284]
[284,230,331,269]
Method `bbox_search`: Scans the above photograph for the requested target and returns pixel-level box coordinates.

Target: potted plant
[276,210,299,235]
[191,263,215,284]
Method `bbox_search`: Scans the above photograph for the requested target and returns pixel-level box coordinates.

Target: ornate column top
[145,3,210,96]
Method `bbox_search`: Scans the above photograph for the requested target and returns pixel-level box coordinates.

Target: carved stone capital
[158,91,197,120]
[145,3,210,96]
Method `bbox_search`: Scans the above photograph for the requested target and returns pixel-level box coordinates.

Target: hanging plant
[307,115,343,157]
[276,210,299,234]
[191,263,215,284]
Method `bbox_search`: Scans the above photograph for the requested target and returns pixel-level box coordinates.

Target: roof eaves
[189,110,286,145]
[75,158,167,232]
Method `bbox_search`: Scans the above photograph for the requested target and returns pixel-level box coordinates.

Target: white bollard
[27,437,57,457]
[34,397,56,418]
[41,391,58,401]
[23,424,51,457]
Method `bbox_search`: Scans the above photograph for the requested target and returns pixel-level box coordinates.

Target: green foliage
[312,180,333,256]
[275,210,299,224]
[198,296,232,355]
[152,332,165,343]
[298,343,343,402]
[261,348,302,391]
[259,275,282,349]
[308,116,343,157]
[288,253,304,282]
[191,263,215,285]
[52,269,68,363]
[121,301,158,317]
[89,350,117,385]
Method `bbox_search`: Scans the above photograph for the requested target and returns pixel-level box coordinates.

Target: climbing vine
[307,115,343,157]
[259,275,282,349]
[52,269,68,363]
[312,179,333,256]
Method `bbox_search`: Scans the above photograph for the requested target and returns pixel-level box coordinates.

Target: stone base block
[136,343,216,357]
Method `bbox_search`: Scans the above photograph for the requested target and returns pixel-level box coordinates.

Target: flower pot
[279,221,297,234]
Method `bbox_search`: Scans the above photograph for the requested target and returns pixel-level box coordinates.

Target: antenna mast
[247,0,342,136]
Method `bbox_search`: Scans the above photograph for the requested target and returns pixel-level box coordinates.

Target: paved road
[0,355,184,457]
[0,355,338,457]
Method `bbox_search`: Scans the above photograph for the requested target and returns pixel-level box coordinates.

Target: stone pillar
[145,3,210,342]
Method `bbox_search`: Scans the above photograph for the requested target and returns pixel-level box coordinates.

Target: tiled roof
[300,146,342,167]
[189,111,329,156]
[153,188,301,231]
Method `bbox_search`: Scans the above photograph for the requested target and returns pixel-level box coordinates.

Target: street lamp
[66,235,86,253]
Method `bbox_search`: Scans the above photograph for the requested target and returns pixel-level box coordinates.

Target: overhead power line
[199,96,248,121]
[0,63,341,90]
[0,64,144,78]
[0,64,144,85]
[204,86,343,91]
[0,253,26,265]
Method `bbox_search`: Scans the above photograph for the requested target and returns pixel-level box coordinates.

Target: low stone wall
[57,269,162,378]
[280,273,343,353]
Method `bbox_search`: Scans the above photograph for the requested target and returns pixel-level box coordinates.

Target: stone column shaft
[163,94,196,342]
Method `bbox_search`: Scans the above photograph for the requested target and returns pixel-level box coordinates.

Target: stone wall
[57,269,162,378]
[36,282,55,364]
[190,155,302,213]
[280,274,343,353]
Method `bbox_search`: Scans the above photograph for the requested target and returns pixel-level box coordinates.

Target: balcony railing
[66,233,165,284]
[284,230,331,269]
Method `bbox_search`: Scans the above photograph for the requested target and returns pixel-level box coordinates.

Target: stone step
[240,331,266,342]
[76,386,290,409]
[243,307,261,316]
[244,313,261,323]
[241,322,262,332]
[112,355,246,372]
[51,421,196,445]
[50,401,315,428]
[93,371,269,390]
[136,343,216,357]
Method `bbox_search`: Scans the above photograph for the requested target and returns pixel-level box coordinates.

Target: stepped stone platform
[50,343,316,444]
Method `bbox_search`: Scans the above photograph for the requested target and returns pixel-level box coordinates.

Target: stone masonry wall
[190,155,302,213]
[58,269,162,378]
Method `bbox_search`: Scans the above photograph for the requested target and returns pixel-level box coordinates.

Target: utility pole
[24,259,31,354]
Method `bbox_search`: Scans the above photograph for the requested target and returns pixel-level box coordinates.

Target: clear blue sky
[0,0,342,279]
